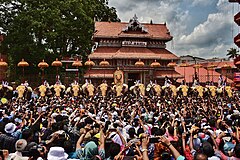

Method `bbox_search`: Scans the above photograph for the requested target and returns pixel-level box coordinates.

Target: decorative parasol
[150,60,161,68]
[135,59,144,67]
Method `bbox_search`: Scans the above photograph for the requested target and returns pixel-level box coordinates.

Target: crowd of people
[0,78,239,160]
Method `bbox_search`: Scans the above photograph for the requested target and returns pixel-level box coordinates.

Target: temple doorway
[128,73,140,87]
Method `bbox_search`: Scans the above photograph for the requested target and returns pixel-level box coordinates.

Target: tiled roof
[200,61,236,69]
[155,70,183,79]
[89,47,119,59]
[84,69,114,78]
[175,66,233,83]
[89,47,179,60]
[85,69,115,74]
[84,74,113,78]
[95,22,172,40]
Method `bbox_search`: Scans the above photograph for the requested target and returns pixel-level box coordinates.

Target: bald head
[195,153,207,160]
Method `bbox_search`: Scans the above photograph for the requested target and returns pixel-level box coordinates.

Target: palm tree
[227,48,239,59]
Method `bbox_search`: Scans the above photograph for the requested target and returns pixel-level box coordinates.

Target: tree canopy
[0,0,119,82]
[227,48,239,60]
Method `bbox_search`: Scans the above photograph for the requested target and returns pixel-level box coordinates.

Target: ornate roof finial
[123,14,148,33]
[133,14,138,21]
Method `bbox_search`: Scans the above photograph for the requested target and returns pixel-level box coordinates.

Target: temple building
[229,0,240,88]
[229,0,240,47]
[85,15,182,86]
[0,34,7,81]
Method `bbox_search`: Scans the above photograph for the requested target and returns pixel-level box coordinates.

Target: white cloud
[217,0,228,8]
[179,12,232,46]
[109,0,190,35]
[213,43,232,55]
[191,0,214,6]
[217,0,234,12]
[172,0,234,58]
[108,0,234,58]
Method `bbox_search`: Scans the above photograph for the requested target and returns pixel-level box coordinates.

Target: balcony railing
[234,12,240,26]
[229,0,240,3]
[234,33,240,47]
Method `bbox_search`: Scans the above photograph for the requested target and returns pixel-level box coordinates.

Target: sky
[108,0,239,59]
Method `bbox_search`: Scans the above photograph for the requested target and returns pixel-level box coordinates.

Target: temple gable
[122,14,148,33]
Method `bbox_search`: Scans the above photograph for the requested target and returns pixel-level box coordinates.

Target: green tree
[0,0,119,82]
[227,48,239,59]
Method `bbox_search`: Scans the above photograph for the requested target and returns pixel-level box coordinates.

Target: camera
[149,137,160,143]
[33,145,44,152]
[108,128,116,132]
[22,145,43,157]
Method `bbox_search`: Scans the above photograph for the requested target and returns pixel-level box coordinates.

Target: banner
[234,72,240,82]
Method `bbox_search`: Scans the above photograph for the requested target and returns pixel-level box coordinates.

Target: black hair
[202,141,214,157]
[219,121,226,131]
[208,119,216,128]
[91,155,102,160]
[137,128,144,137]
[85,117,93,125]
[105,142,120,159]
[42,120,48,128]
[235,144,240,158]
[63,140,73,153]
[55,115,63,122]
[128,128,135,138]
[22,129,33,140]
[168,126,174,135]
[0,121,5,133]
[151,127,159,136]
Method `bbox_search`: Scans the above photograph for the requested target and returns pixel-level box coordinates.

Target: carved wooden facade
[86,15,182,86]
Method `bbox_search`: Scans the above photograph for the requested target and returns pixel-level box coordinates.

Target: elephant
[207,85,217,97]
[38,85,47,97]
[170,85,177,97]
[216,87,224,97]
[129,81,145,97]
[66,81,81,97]
[214,85,233,98]
[112,83,128,97]
[225,86,233,98]
[192,85,204,98]
[82,80,95,97]
[177,85,189,97]
[16,84,32,100]
[16,85,25,98]
[0,82,13,100]
[153,84,162,97]
[162,84,177,97]
[50,83,66,97]
[146,81,162,97]
[97,81,111,97]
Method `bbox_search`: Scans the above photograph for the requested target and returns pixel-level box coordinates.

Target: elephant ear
[27,87,33,92]
[66,87,71,93]
[112,85,116,91]
[79,86,82,91]
[82,83,87,90]
[130,86,134,91]
[162,86,166,90]
[146,87,150,91]
[123,84,128,91]
[7,86,13,91]
[61,85,66,90]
